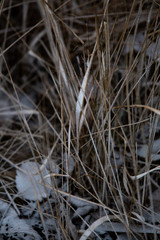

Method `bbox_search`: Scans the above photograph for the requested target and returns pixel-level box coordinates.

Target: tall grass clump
[0,0,160,239]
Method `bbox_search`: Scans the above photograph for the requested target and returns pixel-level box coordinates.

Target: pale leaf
[16,161,51,201]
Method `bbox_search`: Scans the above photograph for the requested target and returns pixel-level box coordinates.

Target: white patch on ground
[137,138,160,161]
[63,155,75,175]
[16,161,51,201]
[0,200,41,240]
[123,32,160,61]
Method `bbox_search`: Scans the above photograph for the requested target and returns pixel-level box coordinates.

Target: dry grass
[0,0,160,239]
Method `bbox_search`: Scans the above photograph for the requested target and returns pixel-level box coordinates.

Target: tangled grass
[0,0,160,239]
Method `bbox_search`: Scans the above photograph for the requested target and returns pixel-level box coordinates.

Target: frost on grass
[0,200,41,240]
[16,161,51,201]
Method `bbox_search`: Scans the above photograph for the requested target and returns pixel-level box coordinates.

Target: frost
[70,196,90,207]
[1,215,41,239]
[0,200,17,219]
[0,200,41,240]
[73,205,94,218]
[70,195,97,218]
[20,201,37,217]
[46,158,60,174]
[123,32,160,61]
[137,138,160,161]
[116,234,134,240]
[63,155,75,175]
[16,161,51,201]
[0,89,37,124]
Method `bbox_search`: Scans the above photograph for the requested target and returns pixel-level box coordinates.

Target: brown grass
[0,0,160,239]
